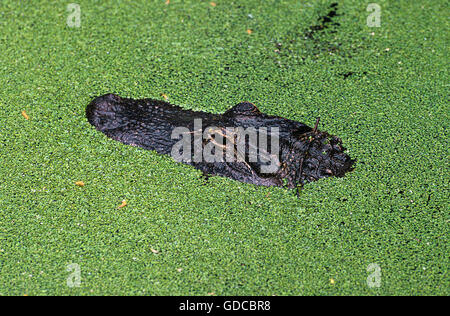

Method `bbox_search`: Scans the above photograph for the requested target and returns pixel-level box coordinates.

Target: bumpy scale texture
[86,94,355,188]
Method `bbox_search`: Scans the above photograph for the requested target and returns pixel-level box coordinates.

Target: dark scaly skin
[86,93,355,188]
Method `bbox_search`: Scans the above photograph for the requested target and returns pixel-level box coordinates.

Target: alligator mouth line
[86,93,355,191]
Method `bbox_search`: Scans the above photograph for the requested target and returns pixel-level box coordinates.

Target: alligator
[86,93,355,191]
